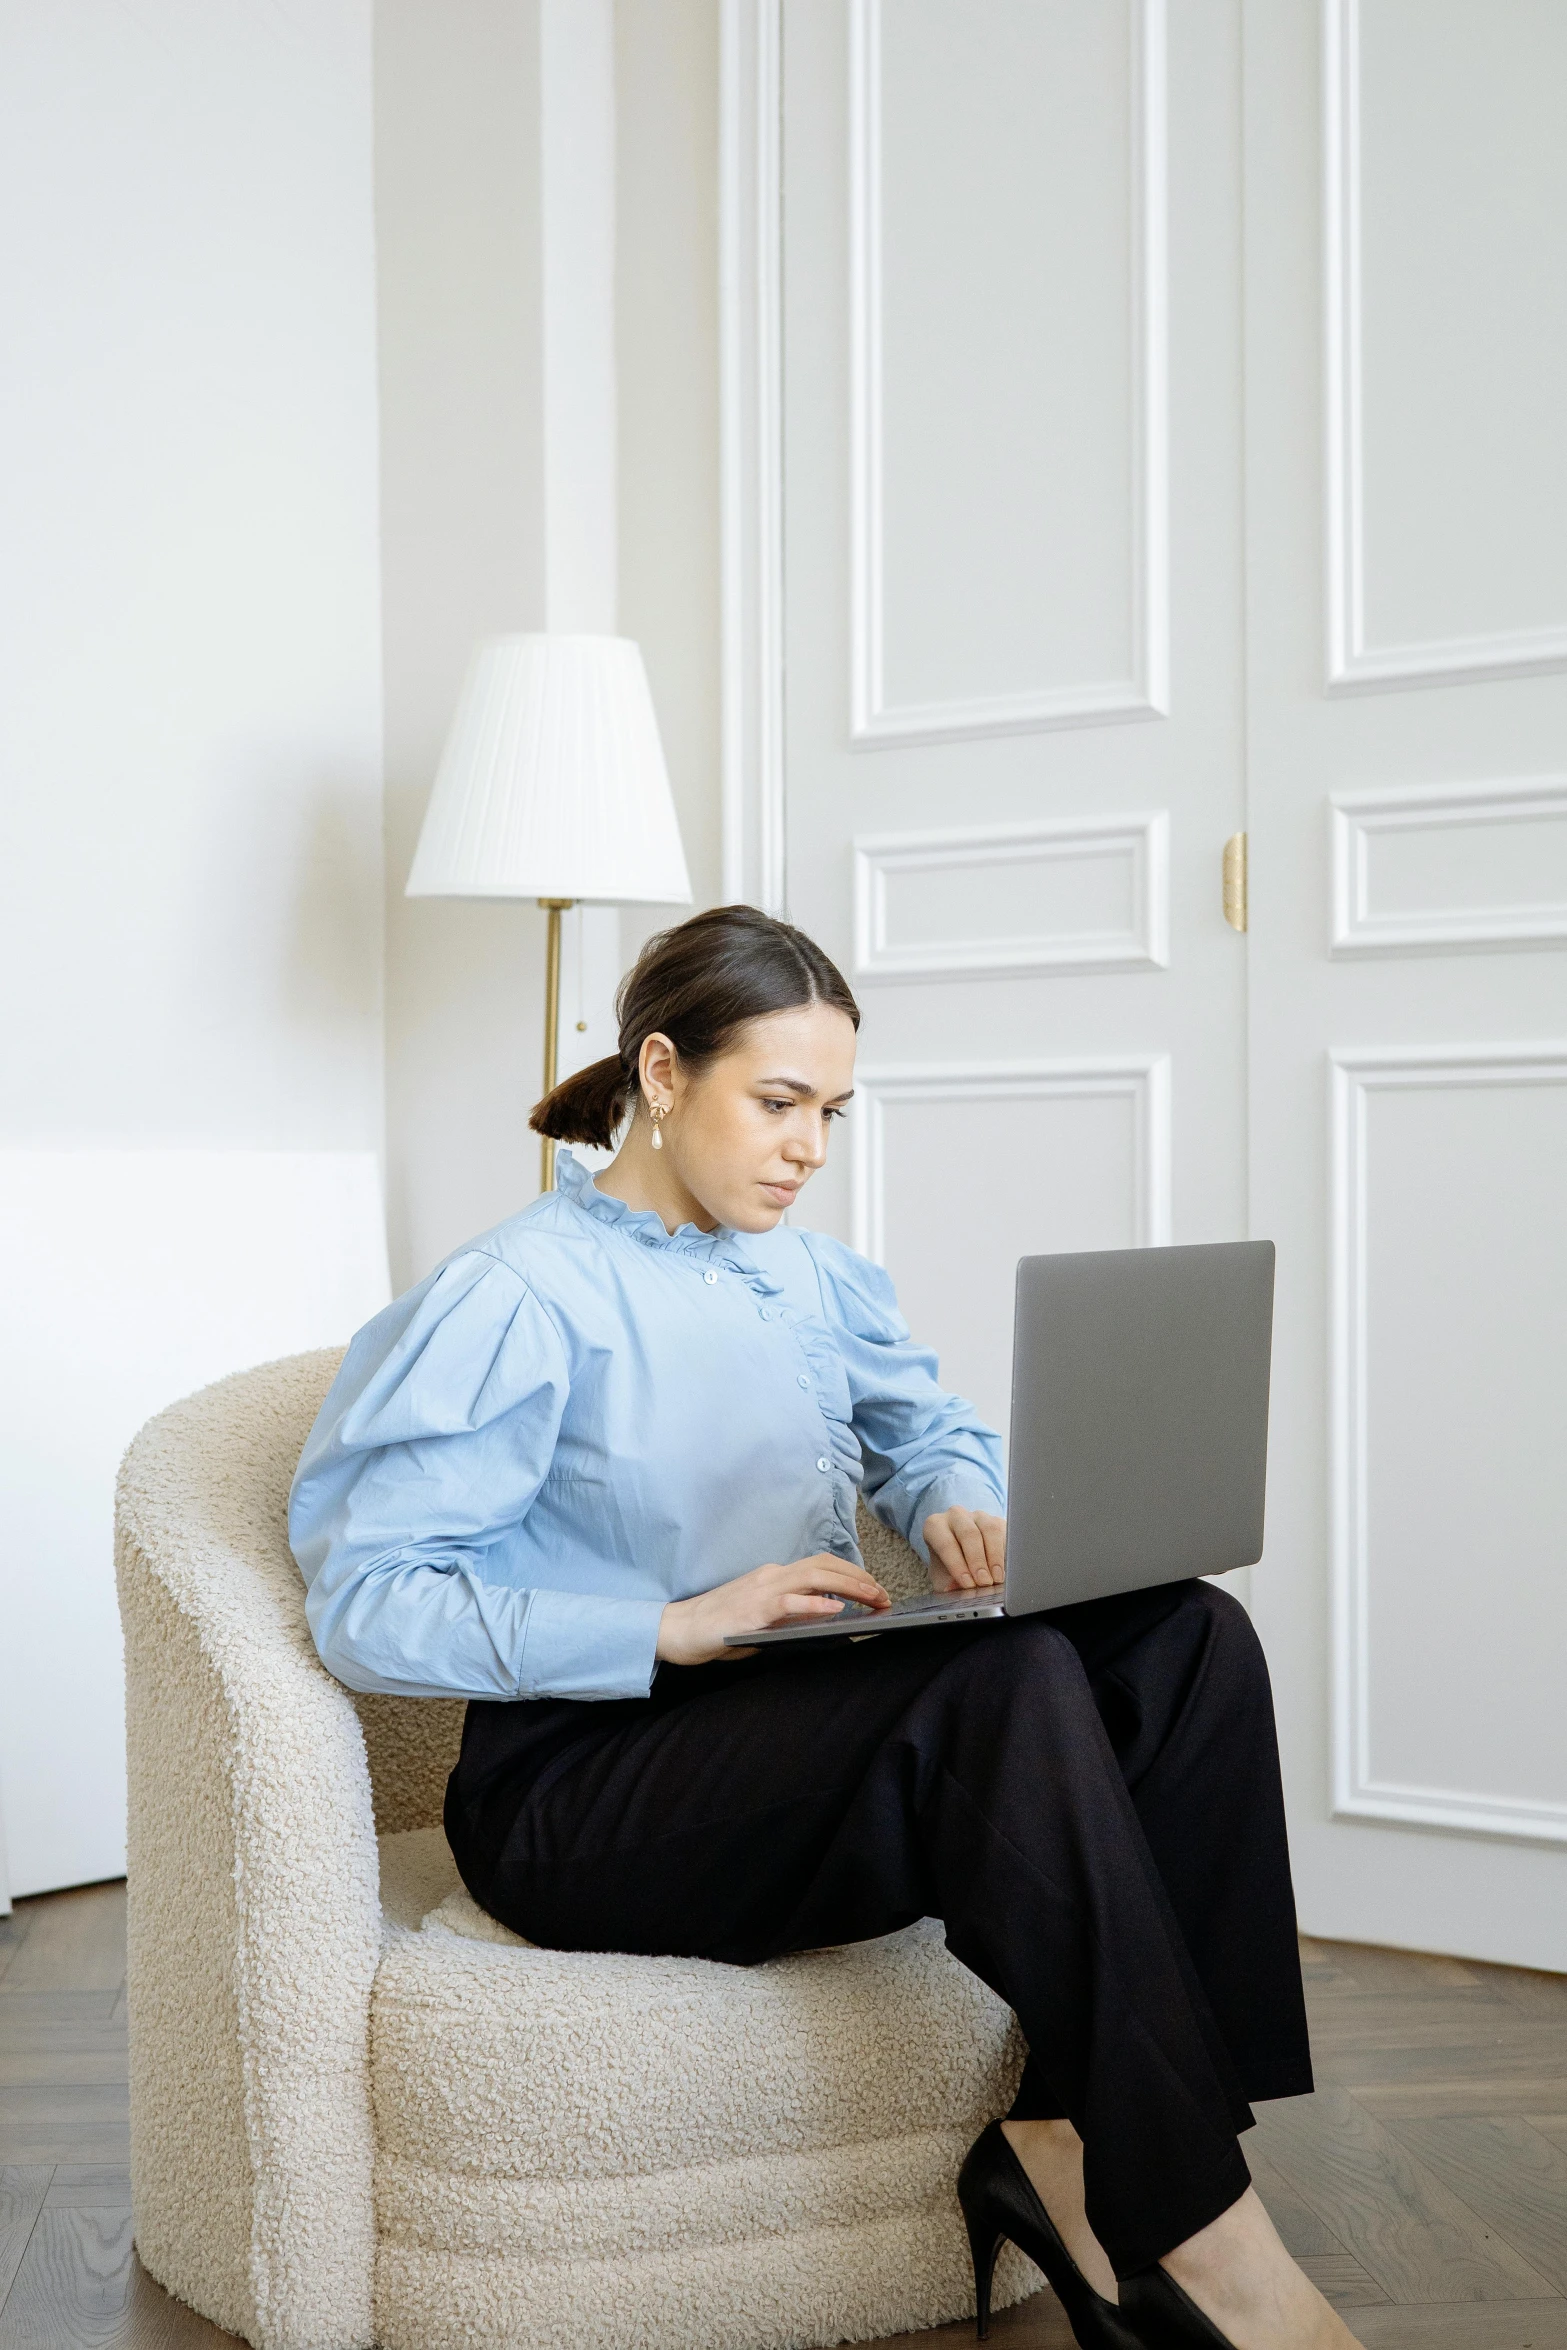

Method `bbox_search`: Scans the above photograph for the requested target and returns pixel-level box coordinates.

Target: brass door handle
[1223,832,1248,932]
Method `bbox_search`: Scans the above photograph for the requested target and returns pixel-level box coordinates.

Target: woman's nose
[785,1124,826,1168]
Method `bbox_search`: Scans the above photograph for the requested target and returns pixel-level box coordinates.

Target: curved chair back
[118,1351,386,2347]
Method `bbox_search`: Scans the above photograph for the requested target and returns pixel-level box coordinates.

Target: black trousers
[444,1581,1313,2276]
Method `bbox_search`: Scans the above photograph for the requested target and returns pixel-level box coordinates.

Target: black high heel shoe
[956,2122,1140,2349]
[1117,2265,1239,2347]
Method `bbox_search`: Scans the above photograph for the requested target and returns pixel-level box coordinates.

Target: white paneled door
[763,0,1249,1472]
[723,0,1567,1968]
[1243,0,1567,1968]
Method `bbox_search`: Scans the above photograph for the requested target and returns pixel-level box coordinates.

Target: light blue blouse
[289,1148,1005,1703]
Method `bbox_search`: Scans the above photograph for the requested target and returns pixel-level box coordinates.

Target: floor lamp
[406,635,693,1191]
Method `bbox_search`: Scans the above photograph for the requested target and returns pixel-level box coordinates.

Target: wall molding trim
[1330,1043,1567,1846]
[851,1056,1171,1263]
[719,0,786,910]
[1323,0,1567,695]
[848,0,1169,746]
[852,811,1169,981]
[1330,776,1567,957]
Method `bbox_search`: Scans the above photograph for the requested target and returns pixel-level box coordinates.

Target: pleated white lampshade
[406,634,693,904]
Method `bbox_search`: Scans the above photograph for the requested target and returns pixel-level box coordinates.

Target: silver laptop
[727,1239,1274,1647]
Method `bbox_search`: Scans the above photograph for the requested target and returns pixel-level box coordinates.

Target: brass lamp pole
[538,897,575,1193]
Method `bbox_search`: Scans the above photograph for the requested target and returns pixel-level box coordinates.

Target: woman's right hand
[656,1554,890,1667]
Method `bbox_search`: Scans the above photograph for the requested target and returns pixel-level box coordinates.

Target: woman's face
[650,1003,858,1232]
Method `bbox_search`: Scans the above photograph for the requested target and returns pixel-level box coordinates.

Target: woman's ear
[638,1031,678,1109]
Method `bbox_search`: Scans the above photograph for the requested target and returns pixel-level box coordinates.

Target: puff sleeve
[288,1251,665,1700]
[801,1233,1006,1561]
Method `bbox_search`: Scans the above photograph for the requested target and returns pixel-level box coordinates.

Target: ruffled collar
[555,1145,727,1249]
[554,1147,782,1292]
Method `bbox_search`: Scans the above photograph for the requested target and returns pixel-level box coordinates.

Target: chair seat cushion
[373,1834,1024,2188]
[371,1838,1037,2346]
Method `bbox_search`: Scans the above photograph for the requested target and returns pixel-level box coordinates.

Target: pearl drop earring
[650,1104,666,1151]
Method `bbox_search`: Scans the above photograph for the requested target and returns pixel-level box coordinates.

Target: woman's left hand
[923,1508,1006,1592]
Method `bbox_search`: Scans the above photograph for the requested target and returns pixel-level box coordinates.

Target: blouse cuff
[515,1589,666,1701]
[899,1472,1008,1565]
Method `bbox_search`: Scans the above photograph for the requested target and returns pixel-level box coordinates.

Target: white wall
[0,0,723,1887]
[0,1152,390,1897]
[0,0,388,1894]
[377,0,722,1287]
[618,0,725,944]
[0,0,385,1151]
[375,0,552,1289]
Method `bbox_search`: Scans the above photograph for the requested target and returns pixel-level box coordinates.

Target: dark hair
[530,904,860,1149]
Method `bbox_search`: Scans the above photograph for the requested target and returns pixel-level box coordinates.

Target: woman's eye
[763,1098,791,1113]
[823,1106,845,1123]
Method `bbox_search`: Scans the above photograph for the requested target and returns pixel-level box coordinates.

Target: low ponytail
[530,1054,635,1149]
[527,903,859,1152]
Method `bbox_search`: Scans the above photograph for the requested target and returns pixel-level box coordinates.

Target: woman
[291,905,1359,2350]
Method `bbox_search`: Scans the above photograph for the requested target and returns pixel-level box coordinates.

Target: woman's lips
[761,1180,800,1204]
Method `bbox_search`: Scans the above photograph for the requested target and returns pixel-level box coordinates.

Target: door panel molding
[852,1057,1172,1262]
[1323,0,1567,694]
[853,812,1169,981]
[1330,777,1567,957]
[1330,1043,1567,1846]
[848,0,1170,745]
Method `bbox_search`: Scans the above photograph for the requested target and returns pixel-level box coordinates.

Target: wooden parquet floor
[2,1883,1564,2347]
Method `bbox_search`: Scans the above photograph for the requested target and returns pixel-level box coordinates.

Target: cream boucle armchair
[116,1352,1039,2350]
